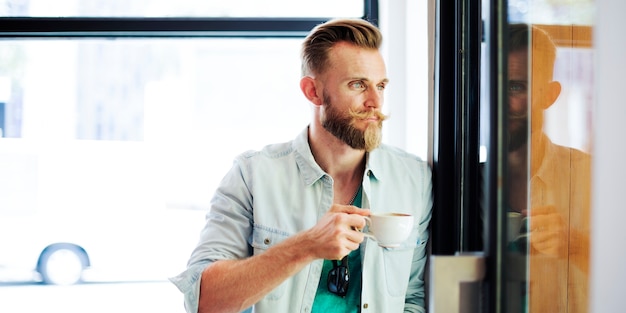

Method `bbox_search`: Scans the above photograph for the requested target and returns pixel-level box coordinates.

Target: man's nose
[364,88,383,108]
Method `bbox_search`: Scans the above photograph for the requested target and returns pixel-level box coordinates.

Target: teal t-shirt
[311,188,363,313]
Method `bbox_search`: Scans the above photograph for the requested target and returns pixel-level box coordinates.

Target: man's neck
[508,131,548,178]
[308,124,366,177]
[506,132,548,212]
[308,124,366,204]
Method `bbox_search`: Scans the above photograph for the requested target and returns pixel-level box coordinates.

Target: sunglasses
[327,256,349,297]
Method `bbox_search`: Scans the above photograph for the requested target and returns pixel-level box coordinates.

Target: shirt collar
[292,126,384,185]
[365,147,384,181]
[532,133,558,188]
[293,127,327,186]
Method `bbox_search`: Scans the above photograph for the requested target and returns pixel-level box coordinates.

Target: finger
[329,204,370,216]
[530,215,564,235]
[530,229,552,244]
[346,214,367,231]
[543,213,561,223]
[529,204,557,216]
[344,206,371,216]
[532,240,558,256]
[345,229,366,244]
[531,229,565,251]
[529,218,546,233]
[529,214,556,230]
[531,237,556,255]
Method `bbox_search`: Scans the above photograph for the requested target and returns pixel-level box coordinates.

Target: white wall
[379,0,430,160]
[590,0,626,312]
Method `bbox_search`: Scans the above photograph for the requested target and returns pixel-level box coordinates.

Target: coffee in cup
[363,213,414,248]
[507,212,523,242]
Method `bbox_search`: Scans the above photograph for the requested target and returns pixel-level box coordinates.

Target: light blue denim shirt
[170,127,433,313]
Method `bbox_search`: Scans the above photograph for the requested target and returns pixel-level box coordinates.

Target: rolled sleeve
[169,157,255,312]
[169,261,211,313]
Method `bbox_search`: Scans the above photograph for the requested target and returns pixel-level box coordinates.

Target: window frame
[0,0,378,38]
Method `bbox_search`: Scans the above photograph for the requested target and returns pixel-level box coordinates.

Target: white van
[0,138,207,285]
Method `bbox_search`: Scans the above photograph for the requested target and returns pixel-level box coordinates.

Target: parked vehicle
[0,138,208,285]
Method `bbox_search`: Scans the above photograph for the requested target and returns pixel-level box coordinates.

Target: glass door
[503,1,594,312]
[429,0,594,312]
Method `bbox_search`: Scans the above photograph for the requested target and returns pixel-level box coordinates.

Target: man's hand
[525,205,567,258]
[302,204,370,260]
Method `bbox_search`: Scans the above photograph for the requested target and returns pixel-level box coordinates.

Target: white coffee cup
[363,213,414,248]
[507,212,523,242]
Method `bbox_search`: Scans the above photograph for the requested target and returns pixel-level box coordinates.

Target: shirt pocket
[382,225,419,297]
[250,224,291,300]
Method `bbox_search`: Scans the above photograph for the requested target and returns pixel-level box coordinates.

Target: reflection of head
[300,19,382,77]
[507,24,561,151]
[509,23,557,82]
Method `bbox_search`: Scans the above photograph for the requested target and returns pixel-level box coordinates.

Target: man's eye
[508,82,527,94]
[377,84,386,91]
[351,81,365,89]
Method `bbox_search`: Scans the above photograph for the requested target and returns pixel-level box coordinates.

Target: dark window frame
[0,1,378,38]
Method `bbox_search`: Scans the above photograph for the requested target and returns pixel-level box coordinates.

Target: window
[0,2,378,312]
[0,0,364,18]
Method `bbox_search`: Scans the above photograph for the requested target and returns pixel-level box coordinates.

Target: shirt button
[264,238,271,245]
[363,303,369,309]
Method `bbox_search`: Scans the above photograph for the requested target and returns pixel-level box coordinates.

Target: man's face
[507,47,557,152]
[321,92,387,152]
[317,42,389,152]
[507,49,530,151]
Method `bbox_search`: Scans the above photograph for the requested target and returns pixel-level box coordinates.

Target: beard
[321,93,388,152]
[508,116,529,152]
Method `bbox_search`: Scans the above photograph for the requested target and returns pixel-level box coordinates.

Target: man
[170,18,433,313]
[507,24,591,312]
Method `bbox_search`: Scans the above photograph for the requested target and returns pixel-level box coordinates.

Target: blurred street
[0,281,185,313]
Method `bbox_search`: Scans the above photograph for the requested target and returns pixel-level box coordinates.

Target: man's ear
[543,81,562,110]
[300,76,323,106]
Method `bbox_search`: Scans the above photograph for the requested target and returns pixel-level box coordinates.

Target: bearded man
[170,18,433,313]
[506,24,591,313]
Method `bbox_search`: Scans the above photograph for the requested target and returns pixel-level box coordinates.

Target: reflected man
[507,24,591,313]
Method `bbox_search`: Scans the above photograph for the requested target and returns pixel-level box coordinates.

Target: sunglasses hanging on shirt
[327,255,349,297]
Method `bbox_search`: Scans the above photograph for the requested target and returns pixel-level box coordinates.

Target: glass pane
[0,0,364,18]
[0,38,309,311]
[504,2,594,312]
[509,0,594,25]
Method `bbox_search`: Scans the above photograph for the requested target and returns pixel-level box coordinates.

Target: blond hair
[301,18,382,77]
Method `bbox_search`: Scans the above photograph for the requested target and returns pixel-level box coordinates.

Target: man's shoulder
[548,141,591,164]
[370,144,431,179]
[238,128,308,161]
[374,144,426,163]
[238,140,296,161]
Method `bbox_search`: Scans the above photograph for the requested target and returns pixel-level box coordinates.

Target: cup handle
[361,217,377,241]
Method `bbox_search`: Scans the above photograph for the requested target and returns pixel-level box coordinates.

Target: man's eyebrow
[348,77,390,84]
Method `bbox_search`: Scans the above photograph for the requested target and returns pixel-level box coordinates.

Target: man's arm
[198,205,369,313]
[404,162,433,313]
[403,217,431,313]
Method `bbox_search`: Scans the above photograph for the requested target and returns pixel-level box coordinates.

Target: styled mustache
[508,112,528,120]
[348,109,389,122]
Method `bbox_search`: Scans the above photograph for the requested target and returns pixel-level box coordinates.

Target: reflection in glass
[508,0,594,25]
[505,23,593,313]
